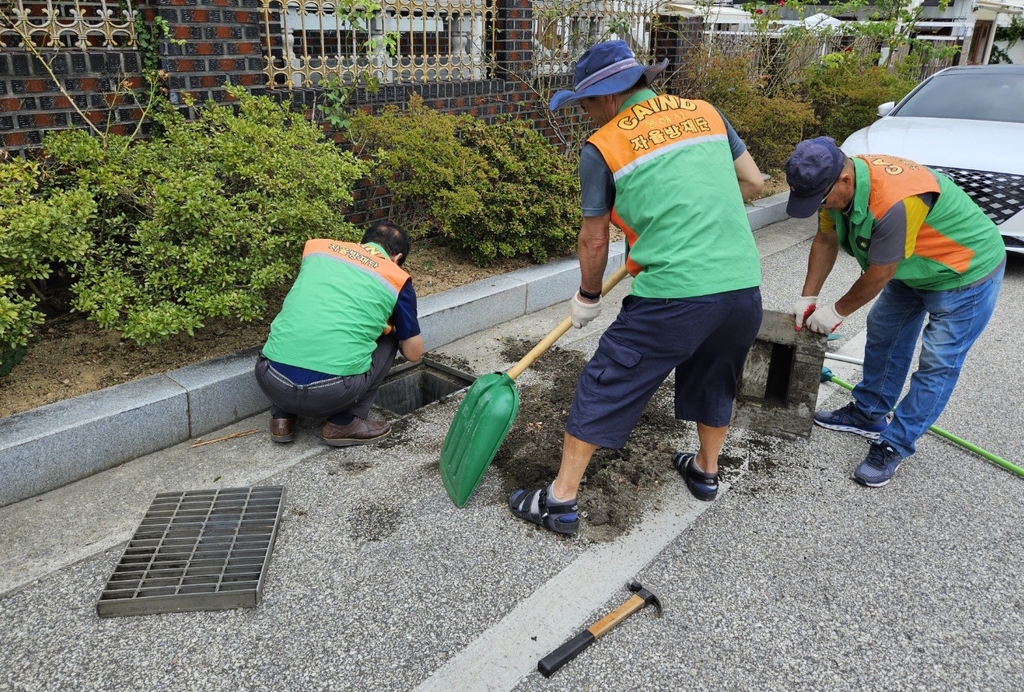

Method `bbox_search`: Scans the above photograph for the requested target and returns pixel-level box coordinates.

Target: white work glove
[792,295,817,332]
[571,293,602,329]
[805,302,846,334]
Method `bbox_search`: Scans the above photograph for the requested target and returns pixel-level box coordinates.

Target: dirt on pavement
[486,339,779,542]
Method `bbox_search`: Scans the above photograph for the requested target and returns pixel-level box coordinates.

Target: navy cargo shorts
[566,287,762,449]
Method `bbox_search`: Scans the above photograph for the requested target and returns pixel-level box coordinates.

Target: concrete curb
[0,193,790,508]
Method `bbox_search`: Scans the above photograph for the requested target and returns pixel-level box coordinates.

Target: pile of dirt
[486,338,787,542]
[489,340,681,541]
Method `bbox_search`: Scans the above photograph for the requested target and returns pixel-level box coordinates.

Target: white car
[841,64,1024,255]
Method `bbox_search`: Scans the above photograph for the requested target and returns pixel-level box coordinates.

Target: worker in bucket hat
[509,40,767,535]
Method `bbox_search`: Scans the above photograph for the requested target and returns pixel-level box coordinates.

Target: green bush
[348,96,488,239]
[40,86,368,344]
[672,52,816,172]
[722,93,817,173]
[798,53,917,144]
[447,118,580,264]
[0,159,95,372]
[349,96,580,265]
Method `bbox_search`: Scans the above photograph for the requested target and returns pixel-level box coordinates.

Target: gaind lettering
[656,94,679,111]
[618,97,704,130]
[869,157,905,176]
[618,115,639,130]
[632,104,654,120]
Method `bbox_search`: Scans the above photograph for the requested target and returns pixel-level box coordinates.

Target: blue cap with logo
[784,136,847,218]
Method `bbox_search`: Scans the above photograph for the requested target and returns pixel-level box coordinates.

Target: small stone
[62,379,71,385]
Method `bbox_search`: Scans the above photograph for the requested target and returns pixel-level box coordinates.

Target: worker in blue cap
[785,137,1005,487]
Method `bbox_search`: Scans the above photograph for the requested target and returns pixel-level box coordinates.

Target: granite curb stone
[0,376,188,507]
[164,346,268,439]
[0,194,789,508]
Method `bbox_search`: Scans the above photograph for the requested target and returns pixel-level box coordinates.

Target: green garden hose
[820,366,1024,479]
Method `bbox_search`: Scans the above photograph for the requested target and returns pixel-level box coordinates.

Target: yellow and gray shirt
[821,155,1005,291]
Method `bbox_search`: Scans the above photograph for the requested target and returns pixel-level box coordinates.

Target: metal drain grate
[97,486,285,618]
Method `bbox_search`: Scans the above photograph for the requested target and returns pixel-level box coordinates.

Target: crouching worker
[254,221,423,446]
[509,40,765,536]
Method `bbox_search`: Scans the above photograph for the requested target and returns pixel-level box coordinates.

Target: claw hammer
[537,580,663,678]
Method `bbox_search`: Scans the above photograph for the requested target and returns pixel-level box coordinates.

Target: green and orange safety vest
[827,156,1004,291]
[586,89,761,299]
[262,240,410,376]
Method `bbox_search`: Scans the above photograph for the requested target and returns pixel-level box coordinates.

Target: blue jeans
[852,267,1004,458]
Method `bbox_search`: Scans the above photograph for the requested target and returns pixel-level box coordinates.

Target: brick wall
[150,0,266,105]
[0,50,144,150]
[655,15,706,95]
[1,2,703,176]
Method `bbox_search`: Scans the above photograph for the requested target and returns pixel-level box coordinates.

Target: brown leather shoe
[320,418,391,447]
[270,416,296,443]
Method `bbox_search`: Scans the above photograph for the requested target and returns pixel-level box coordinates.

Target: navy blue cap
[784,137,846,218]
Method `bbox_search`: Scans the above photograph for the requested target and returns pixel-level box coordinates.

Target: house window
[261,0,496,88]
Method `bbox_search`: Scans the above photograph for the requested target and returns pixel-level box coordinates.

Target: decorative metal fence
[707,28,954,85]
[261,0,496,88]
[532,0,662,76]
[0,0,137,50]
[706,29,883,90]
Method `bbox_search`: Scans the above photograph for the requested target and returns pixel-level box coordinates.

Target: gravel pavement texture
[2,216,1022,692]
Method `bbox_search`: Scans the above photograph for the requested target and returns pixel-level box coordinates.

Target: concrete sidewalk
[3,204,1023,692]
[0,195,791,508]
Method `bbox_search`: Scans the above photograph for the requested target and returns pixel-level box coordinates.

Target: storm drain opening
[376,357,476,416]
[96,486,285,618]
[763,343,796,406]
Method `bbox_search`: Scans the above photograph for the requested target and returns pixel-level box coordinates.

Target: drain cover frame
[97,486,285,618]
[376,356,476,416]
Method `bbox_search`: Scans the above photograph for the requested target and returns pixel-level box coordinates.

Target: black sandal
[508,487,579,535]
[672,452,719,502]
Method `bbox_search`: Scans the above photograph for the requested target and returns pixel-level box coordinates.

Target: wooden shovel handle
[506,264,629,381]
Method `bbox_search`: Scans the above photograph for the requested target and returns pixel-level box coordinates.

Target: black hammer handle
[537,592,646,678]
[537,630,595,678]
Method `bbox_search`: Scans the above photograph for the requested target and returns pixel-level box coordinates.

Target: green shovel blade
[439,372,520,507]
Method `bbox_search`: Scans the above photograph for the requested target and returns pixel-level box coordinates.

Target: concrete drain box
[97,486,284,618]
[731,309,827,438]
[376,357,475,416]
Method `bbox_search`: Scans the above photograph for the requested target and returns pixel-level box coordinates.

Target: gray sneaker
[814,403,888,440]
[853,441,903,487]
